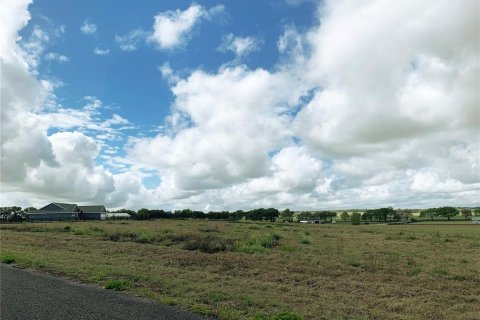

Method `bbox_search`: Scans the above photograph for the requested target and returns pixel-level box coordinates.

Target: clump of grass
[64,225,71,231]
[105,279,131,291]
[1,255,16,264]
[160,297,177,306]
[254,311,304,320]
[272,311,304,320]
[90,226,105,234]
[237,233,281,254]
[73,228,87,235]
[191,304,214,316]
[199,226,220,233]
[430,267,449,277]
[88,273,104,283]
[408,267,422,276]
[248,224,261,230]
[346,255,362,268]
[103,231,140,242]
[136,232,157,244]
[300,238,310,245]
[182,235,234,253]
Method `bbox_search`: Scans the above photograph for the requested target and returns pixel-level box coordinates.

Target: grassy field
[1,220,479,320]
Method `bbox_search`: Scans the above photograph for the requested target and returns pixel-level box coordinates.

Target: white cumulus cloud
[218,33,261,58]
[149,4,225,50]
[80,19,97,34]
[93,47,110,55]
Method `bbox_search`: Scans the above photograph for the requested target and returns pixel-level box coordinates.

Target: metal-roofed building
[79,205,107,220]
[27,203,81,221]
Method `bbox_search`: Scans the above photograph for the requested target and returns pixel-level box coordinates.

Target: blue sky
[24,0,317,129]
[1,0,479,210]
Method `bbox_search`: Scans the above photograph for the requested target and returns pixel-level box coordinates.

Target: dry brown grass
[1,220,479,319]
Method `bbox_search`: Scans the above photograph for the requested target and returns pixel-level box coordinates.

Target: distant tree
[113,208,136,215]
[136,208,150,220]
[420,208,437,221]
[0,207,23,221]
[436,206,459,221]
[292,211,302,223]
[351,212,361,225]
[397,209,413,221]
[362,210,374,222]
[340,211,349,222]
[279,209,294,222]
[473,208,480,217]
[24,207,37,213]
[264,208,280,222]
[460,209,472,219]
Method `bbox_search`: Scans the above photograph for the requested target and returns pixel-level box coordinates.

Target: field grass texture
[1,220,479,319]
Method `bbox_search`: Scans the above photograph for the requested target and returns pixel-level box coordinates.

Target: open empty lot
[1,221,479,319]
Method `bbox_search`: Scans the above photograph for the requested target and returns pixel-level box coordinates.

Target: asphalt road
[0,264,213,320]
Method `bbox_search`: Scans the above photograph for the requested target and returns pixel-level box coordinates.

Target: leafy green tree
[340,211,349,222]
[436,206,459,221]
[136,208,150,220]
[473,208,480,217]
[461,208,472,219]
[362,210,374,222]
[397,209,413,221]
[0,207,23,221]
[279,209,294,222]
[351,212,361,225]
[420,208,437,221]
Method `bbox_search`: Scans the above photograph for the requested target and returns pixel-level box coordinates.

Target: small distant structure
[103,212,131,220]
[472,217,480,225]
[299,218,322,224]
[26,203,129,221]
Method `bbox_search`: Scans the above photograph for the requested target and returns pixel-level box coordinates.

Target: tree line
[1,205,479,223]
[114,208,282,222]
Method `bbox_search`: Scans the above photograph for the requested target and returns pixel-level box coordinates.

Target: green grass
[105,279,131,291]
[1,255,16,264]
[1,221,479,319]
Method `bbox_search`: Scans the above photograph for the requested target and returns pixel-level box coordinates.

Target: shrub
[246,233,280,248]
[104,231,138,242]
[1,255,16,264]
[135,232,156,243]
[105,279,130,291]
[182,235,234,253]
[237,233,281,254]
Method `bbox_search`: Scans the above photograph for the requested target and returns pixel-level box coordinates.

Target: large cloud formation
[0,0,144,208]
[1,0,478,210]
[128,0,479,210]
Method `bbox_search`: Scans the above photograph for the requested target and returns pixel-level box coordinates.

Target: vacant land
[1,221,479,319]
